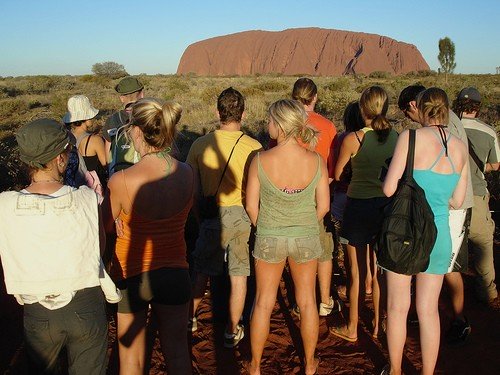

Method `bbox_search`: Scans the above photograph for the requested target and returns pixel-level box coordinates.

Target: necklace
[141,148,173,176]
[141,148,171,159]
[28,179,62,188]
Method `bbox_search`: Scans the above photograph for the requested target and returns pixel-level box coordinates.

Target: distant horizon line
[2,72,499,79]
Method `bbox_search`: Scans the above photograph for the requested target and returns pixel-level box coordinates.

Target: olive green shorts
[193,206,251,277]
[318,221,334,262]
[253,235,322,264]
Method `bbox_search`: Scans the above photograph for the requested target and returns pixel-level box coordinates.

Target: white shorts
[447,209,467,273]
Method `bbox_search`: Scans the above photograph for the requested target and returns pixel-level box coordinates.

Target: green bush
[369,71,392,79]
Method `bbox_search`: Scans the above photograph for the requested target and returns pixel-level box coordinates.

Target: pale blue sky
[1,0,498,76]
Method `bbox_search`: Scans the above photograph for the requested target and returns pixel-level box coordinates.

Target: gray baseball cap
[458,87,481,102]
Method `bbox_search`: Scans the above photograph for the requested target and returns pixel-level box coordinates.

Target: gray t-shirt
[462,117,499,196]
[448,110,474,209]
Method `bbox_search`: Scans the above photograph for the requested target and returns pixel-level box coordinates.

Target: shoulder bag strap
[214,133,245,195]
[466,136,485,172]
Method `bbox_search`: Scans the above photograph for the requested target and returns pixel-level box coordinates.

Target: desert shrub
[250,79,288,92]
[322,77,351,93]
[166,77,191,97]
[404,70,438,78]
[49,94,70,119]
[199,85,226,104]
[241,86,265,98]
[28,100,44,109]
[316,90,359,119]
[22,76,60,94]
[78,74,113,88]
[0,86,23,98]
[369,71,392,79]
[92,61,128,78]
[0,99,29,118]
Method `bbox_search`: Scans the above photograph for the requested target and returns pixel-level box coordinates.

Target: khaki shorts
[318,220,334,262]
[193,206,251,277]
[253,235,322,264]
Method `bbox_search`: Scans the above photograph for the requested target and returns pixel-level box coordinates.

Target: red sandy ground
[0,262,500,374]
[2,251,499,375]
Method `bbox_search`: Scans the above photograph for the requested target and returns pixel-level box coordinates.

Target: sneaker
[380,364,391,375]
[319,296,342,316]
[291,304,301,320]
[337,285,347,301]
[224,324,244,348]
[446,317,471,346]
[188,317,198,332]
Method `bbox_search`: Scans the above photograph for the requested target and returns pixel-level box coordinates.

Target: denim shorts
[253,235,322,264]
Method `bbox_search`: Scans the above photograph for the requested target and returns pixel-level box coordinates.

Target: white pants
[447,209,467,273]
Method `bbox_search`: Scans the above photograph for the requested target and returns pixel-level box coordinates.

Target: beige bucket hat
[63,95,99,123]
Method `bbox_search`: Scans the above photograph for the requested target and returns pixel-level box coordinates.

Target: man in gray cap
[102,76,144,175]
[453,87,499,310]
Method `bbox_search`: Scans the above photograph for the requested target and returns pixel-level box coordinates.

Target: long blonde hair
[130,98,182,150]
[269,99,318,149]
[417,87,450,125]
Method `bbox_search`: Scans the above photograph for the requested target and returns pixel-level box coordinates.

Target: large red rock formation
[177,28,429,76]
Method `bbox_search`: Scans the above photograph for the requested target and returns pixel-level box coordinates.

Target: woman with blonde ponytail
[103,98,194,374]
[245,99,329,375]
[382,88,468,375]
[332,86,398,343]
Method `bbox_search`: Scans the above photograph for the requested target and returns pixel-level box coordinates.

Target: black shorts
[341,196,391,246]
[116,268,191,313]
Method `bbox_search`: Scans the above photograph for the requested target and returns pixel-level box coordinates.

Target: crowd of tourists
[0,76,498,375]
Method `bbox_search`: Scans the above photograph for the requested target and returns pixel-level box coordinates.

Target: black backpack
[374,129,437,275]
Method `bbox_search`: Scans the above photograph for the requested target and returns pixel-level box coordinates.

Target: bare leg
[347,244,368,336]
[318,259,333,305]
[416,273,445,375]
[370,247,383,337]
[248,259,286,375]
[386,271,412,375]
[116,311,148,375]
[153,302,192,375]
[228,275,247,333]
[191,273,209,318]
[289,257,320,375]
[366,247,373,294]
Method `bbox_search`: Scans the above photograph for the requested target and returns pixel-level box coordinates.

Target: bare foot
[244,360,260,375]
[305,356,320,375]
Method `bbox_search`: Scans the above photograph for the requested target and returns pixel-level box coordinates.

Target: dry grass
[1,73,499,191]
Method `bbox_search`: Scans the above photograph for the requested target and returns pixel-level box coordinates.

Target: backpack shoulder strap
[404,129,416,179]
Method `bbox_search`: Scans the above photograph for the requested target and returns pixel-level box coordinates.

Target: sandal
[329,325,358,342]
[372,317,387,339]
